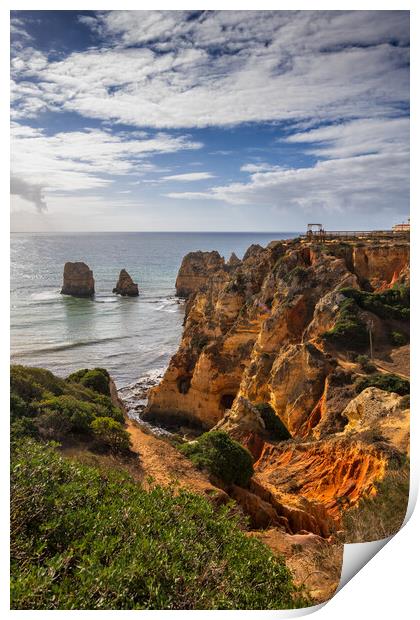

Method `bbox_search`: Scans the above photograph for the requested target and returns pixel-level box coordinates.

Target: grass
[342,458,409,542]
[11,439,308,610]
[356,372,410,396]
[180,431,254,487]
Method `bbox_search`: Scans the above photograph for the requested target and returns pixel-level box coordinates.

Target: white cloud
[285,117,409,159]
[11,11,409,128]
[10,122,202,209]
[240,163,285,173]
[166,117,409,217]
[162,172,214,182]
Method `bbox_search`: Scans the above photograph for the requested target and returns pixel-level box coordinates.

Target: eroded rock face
[341,387,409,453]
[145,237,410,537]
[61,262,95,297]
[175,250,227,298]
[148,238,409,436]
[113,269,139,296]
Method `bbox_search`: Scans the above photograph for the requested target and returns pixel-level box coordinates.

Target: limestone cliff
[175,250,228,298]
[145,236,409,537]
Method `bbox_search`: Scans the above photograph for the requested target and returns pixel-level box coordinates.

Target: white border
[1,2,418,618]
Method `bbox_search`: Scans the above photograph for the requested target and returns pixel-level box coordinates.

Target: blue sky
[10,10,409,232]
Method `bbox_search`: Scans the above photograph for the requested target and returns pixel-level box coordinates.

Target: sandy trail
[125,417,226,499]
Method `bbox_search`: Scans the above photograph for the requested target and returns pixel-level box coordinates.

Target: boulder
[61,262,94,297]
[113,269,139,296]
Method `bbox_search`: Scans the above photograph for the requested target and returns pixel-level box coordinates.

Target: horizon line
[10,230,304,235]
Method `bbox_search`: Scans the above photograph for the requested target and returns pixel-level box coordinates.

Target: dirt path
[125,417,227,500]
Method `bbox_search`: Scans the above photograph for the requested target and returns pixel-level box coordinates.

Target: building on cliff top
[392,218,410,233]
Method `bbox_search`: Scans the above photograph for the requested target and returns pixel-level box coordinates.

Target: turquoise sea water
[11,232,297,387]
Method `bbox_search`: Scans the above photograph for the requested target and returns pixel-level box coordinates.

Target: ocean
[10,232,297,389]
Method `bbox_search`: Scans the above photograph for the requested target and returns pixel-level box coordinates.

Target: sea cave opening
[220,393,236,410]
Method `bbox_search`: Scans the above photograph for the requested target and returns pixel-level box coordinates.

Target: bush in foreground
[356,372,410,396]
[91,416,131,453]
[11,440,307,610]
[10,365,126,451]
[67,367,111,396]
[180,431,254,487]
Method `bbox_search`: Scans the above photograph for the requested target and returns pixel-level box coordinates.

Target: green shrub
[90,393,125,423]
[340,286,409,321]
[67,368,111,396]
[356,372,410,396]
[11,417,38,441]
[11,365,125,444]
[10,392,28,421]
[355,355,376,373]
[11,440,307,610]
[11,365,63,402]
[91,417,131,453]
[390,331,408,346]
[254,403,291,440]
[323,298,369,350]
[181,431,254,487]
[36,395,96,433]
[36,409,73,440]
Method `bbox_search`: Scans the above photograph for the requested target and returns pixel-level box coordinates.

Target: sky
[10,10,409,232]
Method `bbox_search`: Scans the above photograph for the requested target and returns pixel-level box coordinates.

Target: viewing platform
[302,222,410,241]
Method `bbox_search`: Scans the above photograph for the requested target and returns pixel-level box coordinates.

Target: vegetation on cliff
[67,367,111,396]
[323,298,369,349]
[11,439,307,610]
[10,365,128,452]
[342,457,410,542]
[341,285,409,322]
[356,372,410,396]
[180,431,254,487]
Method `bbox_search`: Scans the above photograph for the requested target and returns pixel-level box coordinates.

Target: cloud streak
[162,172,214,182]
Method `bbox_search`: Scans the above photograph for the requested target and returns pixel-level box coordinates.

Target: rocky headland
[113,269,139,296]
[145,236,410,559]
[61,261,95,297]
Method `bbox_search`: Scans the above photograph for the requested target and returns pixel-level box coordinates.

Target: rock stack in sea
[113,269,139,296]
[61,262,95,297]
